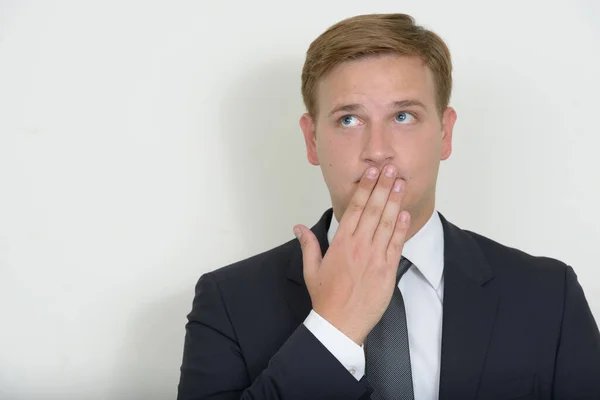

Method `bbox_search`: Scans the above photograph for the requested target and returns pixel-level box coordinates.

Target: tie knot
[396,257,412,284]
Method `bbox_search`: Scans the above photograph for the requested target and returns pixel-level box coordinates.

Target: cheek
[319,136,355,167]
[402,136,441,183]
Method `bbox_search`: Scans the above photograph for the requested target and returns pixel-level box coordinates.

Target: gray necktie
[365,257,414,400]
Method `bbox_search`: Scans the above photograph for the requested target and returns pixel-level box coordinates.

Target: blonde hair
[301,13,453,118]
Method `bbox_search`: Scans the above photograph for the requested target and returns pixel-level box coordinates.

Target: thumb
[293,225,323,284]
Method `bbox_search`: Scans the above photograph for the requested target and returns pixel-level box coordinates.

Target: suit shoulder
[204,237,298,287]
[464,229,569,279]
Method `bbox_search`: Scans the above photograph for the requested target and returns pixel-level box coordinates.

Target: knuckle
[364,204,380,218]
[359,178,374,190]
[371,260,390,279]
[349,200,363,213]
[395,217,407,231]
[379,178,393,189]
[391,239,404,254]
[351,238,371,262]
[374,255,387,270]
[366,251,383,268]
[389,189,402,202]
[379,217,395,231]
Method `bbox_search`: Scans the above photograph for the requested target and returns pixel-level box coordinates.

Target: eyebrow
[327,99,428,117]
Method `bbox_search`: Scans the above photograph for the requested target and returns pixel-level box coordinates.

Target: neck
[405,202,435,242]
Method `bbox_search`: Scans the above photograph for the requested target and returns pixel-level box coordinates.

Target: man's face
[300,54,457,232]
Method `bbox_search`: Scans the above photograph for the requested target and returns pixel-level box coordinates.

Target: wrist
[314,309,366,346]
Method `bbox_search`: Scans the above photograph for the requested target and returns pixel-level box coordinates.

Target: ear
[440,107,457,161]
[299,113,320,166]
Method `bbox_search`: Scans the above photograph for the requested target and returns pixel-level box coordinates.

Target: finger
[386,211,411,263]
[372,178,406,250]
[354,164,398,240]
[337,166,380,236]
[293,225,323,287]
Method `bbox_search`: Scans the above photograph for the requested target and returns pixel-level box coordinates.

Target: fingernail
[393,180,403,192]
[366,167,378,179]
[400,212,409,222]
[293,227,302,239]
[385,165,395,177]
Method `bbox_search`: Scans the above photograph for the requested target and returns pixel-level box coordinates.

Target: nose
[361,122,395,168]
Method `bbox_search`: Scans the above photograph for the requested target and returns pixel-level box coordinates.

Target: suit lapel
[438,213,499,400]
[284,208,333,325]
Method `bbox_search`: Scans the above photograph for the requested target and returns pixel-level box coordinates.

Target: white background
[0,1,599,399]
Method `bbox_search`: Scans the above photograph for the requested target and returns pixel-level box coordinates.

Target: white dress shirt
[304,210,445,400]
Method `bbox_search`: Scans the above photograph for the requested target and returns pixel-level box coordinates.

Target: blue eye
[340,115,360,127]
[395,112,415,124]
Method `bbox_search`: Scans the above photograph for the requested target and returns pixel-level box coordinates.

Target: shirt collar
[327,209,445,291]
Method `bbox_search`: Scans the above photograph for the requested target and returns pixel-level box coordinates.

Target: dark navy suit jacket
[177,209,600,399]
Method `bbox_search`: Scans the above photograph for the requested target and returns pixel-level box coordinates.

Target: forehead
[316,55,437,111]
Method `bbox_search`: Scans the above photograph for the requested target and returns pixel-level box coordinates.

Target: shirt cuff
[303,309,365,380]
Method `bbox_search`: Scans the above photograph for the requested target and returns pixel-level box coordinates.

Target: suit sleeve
[552,265,600,399]
[304,309,366,380]
[177,273,372,400]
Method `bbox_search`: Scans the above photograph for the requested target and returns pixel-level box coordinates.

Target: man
[177,13,600,400]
